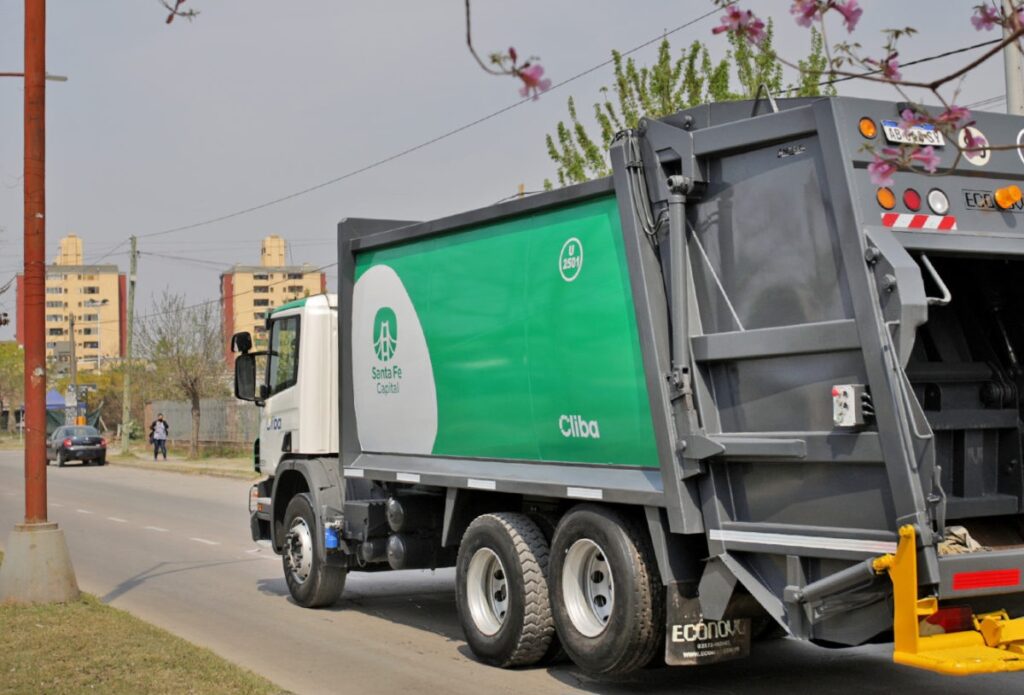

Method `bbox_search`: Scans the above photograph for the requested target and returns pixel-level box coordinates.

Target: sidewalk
[109,448,257,480]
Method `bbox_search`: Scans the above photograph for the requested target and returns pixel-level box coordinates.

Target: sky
[0,1,1010,340]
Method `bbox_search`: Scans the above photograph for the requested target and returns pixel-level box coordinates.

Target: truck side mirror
[235,353,258,401]
[231,331,253,354]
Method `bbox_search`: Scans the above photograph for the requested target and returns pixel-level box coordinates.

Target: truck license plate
[665,590,751,666]
[881,119,945,147]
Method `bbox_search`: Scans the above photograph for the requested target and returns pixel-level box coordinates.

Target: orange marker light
[994,184,1023,210]
[876,187,896,210]
[858,117,877,139]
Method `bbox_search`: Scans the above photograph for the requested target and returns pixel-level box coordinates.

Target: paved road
[1,451,1021,694]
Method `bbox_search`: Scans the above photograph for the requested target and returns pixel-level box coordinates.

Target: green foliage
[545,24,832,186]
[0,341,23,426]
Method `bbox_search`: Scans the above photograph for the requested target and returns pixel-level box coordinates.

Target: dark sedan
[47,425,108,466]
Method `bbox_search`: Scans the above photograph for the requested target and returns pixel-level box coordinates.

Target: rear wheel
[57,452,65,467]
[550,505,663,676]
[97,455,107,466]
[456,512,555,667]
[282,493,346,608]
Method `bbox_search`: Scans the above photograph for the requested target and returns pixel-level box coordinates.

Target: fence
[144,399,260,444]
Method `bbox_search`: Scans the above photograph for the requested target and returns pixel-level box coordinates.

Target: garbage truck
[233,95,1024,676]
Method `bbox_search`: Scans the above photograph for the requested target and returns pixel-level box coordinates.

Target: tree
[136,292,228,458]
[0,341,23,430]
[545,23,833,187]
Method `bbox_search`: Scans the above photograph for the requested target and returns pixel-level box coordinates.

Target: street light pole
[0,0,79,604]
[22,0,47,525]
[120,235,136,454]
[1005,0,1024,115]
[67,312,77,425]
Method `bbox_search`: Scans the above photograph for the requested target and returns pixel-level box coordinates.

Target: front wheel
[549,505,664,676]
[282,493,346,608]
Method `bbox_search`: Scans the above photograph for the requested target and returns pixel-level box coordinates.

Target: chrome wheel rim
[285,517,313,584]
[466,547,509,636]
[562,539,614,637]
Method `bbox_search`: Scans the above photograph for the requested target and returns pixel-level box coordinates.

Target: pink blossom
[790,0,820,27]
[963,128,989,153]
[938,104,972,128]
[835,0,863,32]
[868,155,898,187]
[518,64,551,100]
[881,54,901,81]
[898,108,927,130]
[868,53,902,81]
[971,4,1001,31]
[910,145,940,173]
[712,6,767,44]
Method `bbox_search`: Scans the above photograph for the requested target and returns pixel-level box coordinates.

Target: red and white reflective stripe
[881,212,958,231]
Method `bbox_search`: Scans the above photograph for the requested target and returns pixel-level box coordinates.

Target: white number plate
[881,120,945,147]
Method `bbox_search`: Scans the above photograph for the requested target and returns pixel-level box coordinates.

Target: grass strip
[0,552,285,695]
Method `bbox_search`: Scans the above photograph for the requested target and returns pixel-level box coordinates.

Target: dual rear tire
[456,505,663,675]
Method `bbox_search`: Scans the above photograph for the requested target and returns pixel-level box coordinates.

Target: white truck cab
[234,294,339,476]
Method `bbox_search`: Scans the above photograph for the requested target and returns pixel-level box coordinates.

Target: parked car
[47,425,107,466]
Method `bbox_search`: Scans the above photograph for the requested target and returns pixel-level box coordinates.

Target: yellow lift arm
[873,525,1024,675]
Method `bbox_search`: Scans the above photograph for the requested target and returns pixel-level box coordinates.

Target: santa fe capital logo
[373,307,398,362]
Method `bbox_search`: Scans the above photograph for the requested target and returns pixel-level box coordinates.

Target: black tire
[455,512,556,668]
[97,455,107,466]
[549,505,664,676]
[57,452,65,467]
[528,512,568,666]
[282,493,346,608]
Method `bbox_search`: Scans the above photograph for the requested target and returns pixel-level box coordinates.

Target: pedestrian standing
[150,413,170,460]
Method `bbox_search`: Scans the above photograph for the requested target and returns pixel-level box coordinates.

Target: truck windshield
[267,316,300,396]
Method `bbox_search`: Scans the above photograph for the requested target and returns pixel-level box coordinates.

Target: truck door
[262,314,301,473]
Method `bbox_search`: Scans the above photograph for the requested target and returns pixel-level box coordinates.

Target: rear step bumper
[939,549,1024,599]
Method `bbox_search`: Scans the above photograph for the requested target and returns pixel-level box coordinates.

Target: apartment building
[16,235,126,372]
[221,235,326,361]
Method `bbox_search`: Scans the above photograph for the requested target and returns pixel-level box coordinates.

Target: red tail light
[903,188,922,212]
[921,605,973,634]
[63,438,73,448]
[100,438,107,447]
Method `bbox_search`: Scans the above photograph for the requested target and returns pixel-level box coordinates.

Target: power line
[965,94,1006,109]
[134,8,720,241]
[134,32,1000,243]
[826,38,1001,85]
[82,260,339,328]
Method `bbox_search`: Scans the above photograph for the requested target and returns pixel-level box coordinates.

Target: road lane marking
[107,517,127,523]
[190,537,220,546]
[246,548,261,554]
[76,509,93,514]
[51,502,63,507]
[144,526,169,532]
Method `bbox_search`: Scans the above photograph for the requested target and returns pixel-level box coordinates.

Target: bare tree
[136,291,226,458]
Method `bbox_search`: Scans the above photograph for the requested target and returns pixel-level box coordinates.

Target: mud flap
[665,583,751,666]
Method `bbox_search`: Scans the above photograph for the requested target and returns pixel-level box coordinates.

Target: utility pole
[1005,0,1024,115]
[66,313,77,425]
[0,0,79,604]
[120,235,136,454]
